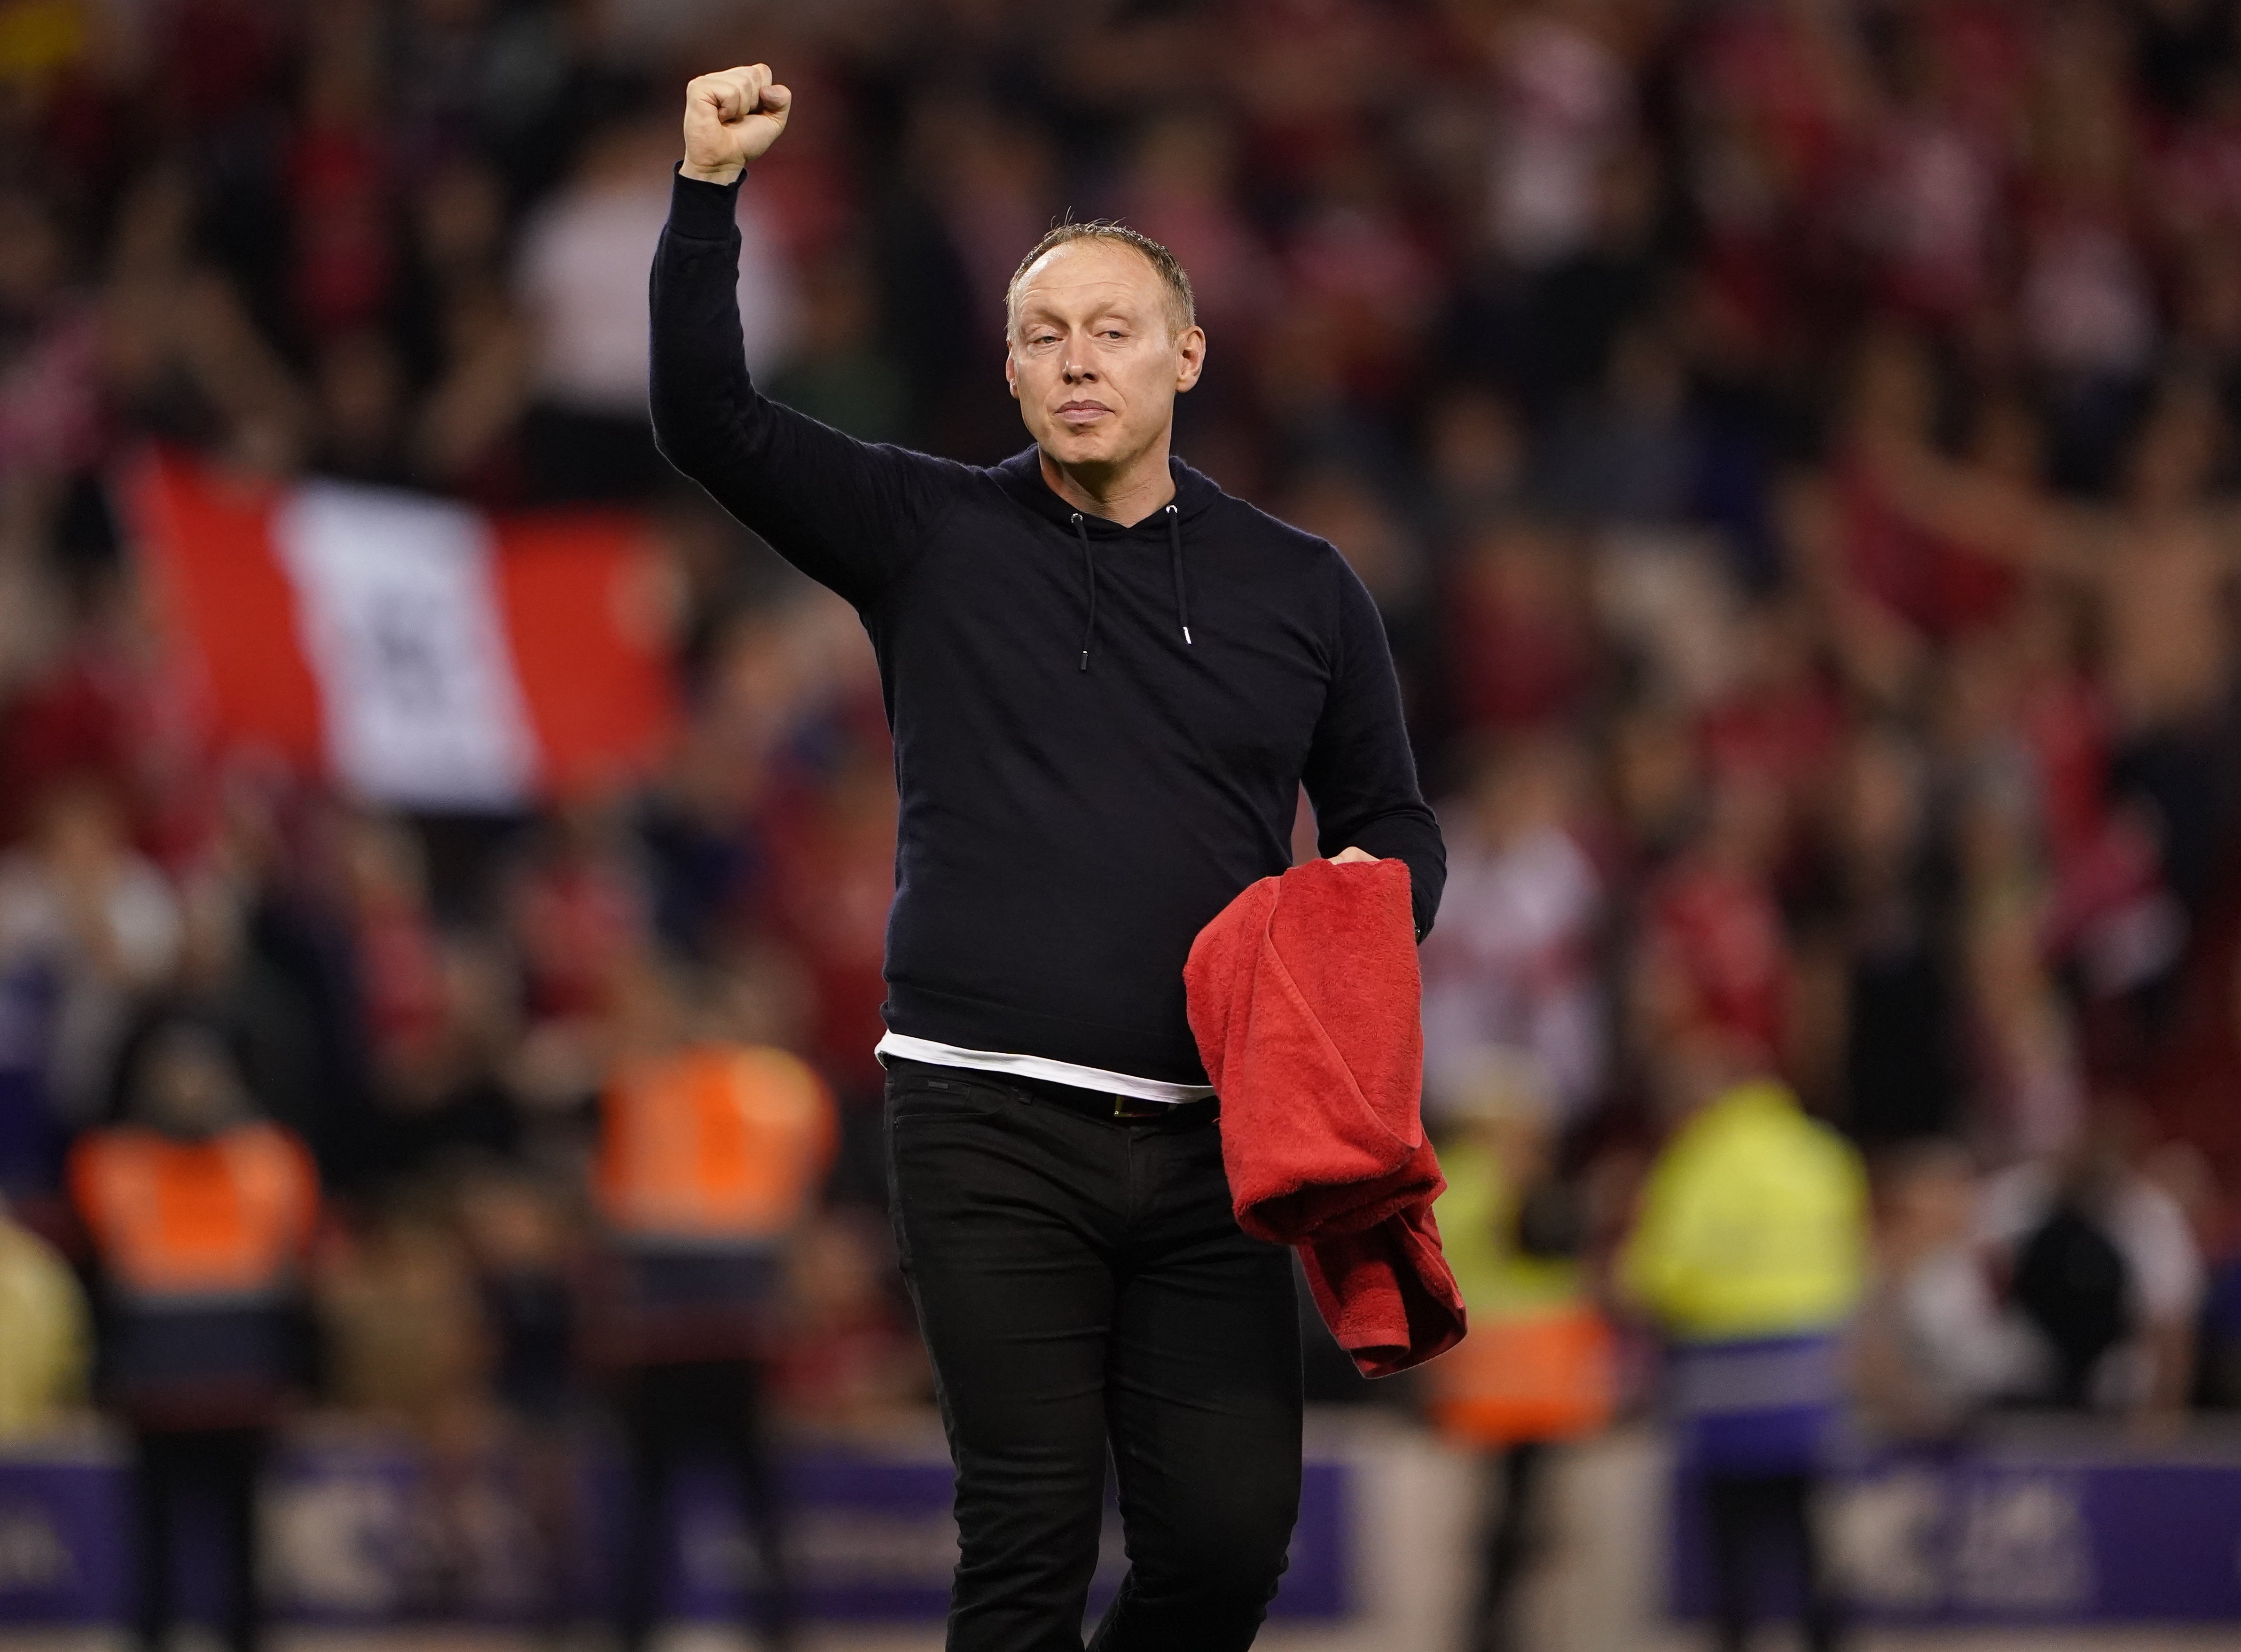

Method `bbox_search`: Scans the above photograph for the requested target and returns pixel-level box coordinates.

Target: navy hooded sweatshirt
[650,170,1445,1087]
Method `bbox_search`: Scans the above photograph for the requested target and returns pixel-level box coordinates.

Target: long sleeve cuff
[1351,822,1445,940]
[667,164,744,240]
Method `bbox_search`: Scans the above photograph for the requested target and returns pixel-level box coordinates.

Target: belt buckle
[1111,1093,1163,1120]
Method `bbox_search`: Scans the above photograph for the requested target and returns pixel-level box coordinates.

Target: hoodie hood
[992,448,1225,670]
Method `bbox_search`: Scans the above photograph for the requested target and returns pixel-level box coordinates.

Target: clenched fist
[680,64,791,186]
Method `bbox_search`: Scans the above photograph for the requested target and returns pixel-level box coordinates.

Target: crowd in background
[7,0,2241,1621]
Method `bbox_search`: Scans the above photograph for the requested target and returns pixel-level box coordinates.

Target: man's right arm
[650,68,948,611]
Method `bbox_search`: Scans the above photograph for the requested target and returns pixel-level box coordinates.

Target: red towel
[1184,856,1466,1378]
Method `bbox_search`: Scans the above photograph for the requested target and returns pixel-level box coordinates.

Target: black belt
[891,1056,1217,1125]
[1008,1069,1220,1125]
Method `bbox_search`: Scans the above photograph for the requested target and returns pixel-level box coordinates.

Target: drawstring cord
[1073,512,1096,672]
[1167,503,1192,646]
[1073,502,1193,671]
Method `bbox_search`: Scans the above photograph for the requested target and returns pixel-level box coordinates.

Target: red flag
[131,450,677,808]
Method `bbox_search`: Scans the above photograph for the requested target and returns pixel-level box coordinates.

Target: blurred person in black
[1425,1051,1612,1652]
[650,63,1444,1652]
[1980,1104,2204,1418]
[68,1007,321,1652]
[456,1159,583,1643]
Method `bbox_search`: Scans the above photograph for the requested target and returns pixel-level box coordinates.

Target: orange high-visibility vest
[1427,1305,1617,1445]
[69,1123,319,1299]
[596,1043,836,1244]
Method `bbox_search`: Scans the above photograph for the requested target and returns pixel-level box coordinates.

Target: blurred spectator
[396,157,533,492]
[769,1205,930,1428]
[338,813,448,1098]
[763,252,909,444]
[593,962,835,1652]
[1847,9,2008,330]
[332,814,519,1184]
[0,190,102,680]
[516,107,797,501]
[0,1190,89,1438]
[1524,141,1668,407]
[1694,597,1841,823]
[314,1184,496,1618]
[1851,1140,2040,1441]
[1796,331,2025,704]
[1485,0,1634,273]
[1950,750,2093,1159]
[2196,1224,2241,1412]
[1444,517,1597,733]
[1823,720,1963,1148]
[1979,1104,2205,1420]
[288,4,399,346]
[0,780,181,1190]
[879,94,1062,462]
[1621,1047,1868,1652]
[454,1160,582,1635]
[95,164,309,475]
[1633,770,1793,1078]
[69,1007,321,1652]
[455,1158,579,1430]
[1421,737,1604,1124]
[2043,378,2240,919]
[1539,321,1703,526]
[504,797,653,1027]
[2018,12,2159,488]
[1426,1049,1613,1652]
[310,328,414,484]
[1418,384,1531,546]
[1604,696,1699,868]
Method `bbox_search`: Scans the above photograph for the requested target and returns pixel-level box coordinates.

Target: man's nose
[1063,352,1095,382]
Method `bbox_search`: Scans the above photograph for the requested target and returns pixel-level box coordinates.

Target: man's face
[137,1027,249,1137]
[1005,239,1204,478]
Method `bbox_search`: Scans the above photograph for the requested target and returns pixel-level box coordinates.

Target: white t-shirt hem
[874,1032,1215,1105]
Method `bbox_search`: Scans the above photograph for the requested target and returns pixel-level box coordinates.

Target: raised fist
[680,64,791,185]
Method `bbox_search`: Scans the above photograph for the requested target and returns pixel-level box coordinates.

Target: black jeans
[616,1357,794,1650]
[132,1425,266,1652]
[884,1058,1303,1652]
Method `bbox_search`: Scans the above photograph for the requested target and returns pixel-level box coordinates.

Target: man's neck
[1039,442,1176,527]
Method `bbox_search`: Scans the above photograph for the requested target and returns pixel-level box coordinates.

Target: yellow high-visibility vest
[1620,1080,1868,1341]
[0,1216,87,1437]
[1428,1140,1614,1444]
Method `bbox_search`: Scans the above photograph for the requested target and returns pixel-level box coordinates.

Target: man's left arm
[1301,557,1448,940]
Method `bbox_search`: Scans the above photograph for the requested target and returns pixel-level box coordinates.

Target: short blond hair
[1004,220,1197,340]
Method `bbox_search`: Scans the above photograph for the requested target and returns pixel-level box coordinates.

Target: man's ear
[1004,345,1019,401]
[1175,325,1207,395]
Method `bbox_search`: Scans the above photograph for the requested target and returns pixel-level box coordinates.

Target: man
[1426,1051,1613,1652]
[1620,1043,1867,1652]
[595,964,836,1651]
[650,65,1445,1652]
[70,1009,321,1652]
